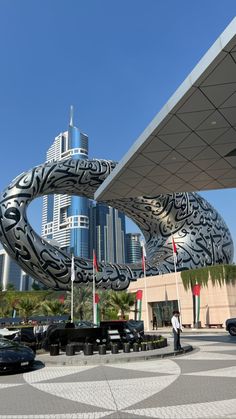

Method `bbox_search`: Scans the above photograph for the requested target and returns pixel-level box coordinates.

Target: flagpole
[174,256,181,313]
[172,236,181,313]
[92,250,96,324]
[142,241,150,332]
[144,263,150,332]
[71,254,75,323]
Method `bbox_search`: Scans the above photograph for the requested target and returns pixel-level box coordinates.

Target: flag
[192,283,201,296]
[172,236,177,254]
[95,293,100,304]
[93,250,99,272]
[171,236,178,268]
[94,292,100,325]
[136,290,143,301]
[135,290,143,321]
[59,294,65,304]
[192,282,201,327]
[141,243,146,274]
[71,254,75,282]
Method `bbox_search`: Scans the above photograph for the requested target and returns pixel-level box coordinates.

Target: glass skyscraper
[0,248,32,291]
[42,108,127,263]
[89,202,126,263]
[42,108,89,258]
[125,233,142,263]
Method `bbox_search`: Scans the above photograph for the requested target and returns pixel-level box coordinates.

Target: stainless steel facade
[0,158,233,290]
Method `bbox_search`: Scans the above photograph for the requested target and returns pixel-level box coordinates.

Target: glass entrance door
[152,300,178,327]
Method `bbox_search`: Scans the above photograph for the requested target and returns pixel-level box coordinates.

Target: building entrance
[152,300,178,327]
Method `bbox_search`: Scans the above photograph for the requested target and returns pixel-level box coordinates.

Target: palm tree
[16,297,41,322]
[109,291,136,319]
[41,299,68,316]
[65,285,93,321]
[0,291,11,317]
[5,293,19,318]
[97,290,117,320]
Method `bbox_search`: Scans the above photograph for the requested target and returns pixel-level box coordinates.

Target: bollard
[83,343,93,356]
[98,344,106,355]
[141,342,147,351]
[50,344,59,356]
[111,343,118,354]
[132,342,140,352]
[123,342,130,353]
[66,343,75,356]
[147,342,154,350]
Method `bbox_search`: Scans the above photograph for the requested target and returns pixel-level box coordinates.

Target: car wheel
[228,325,236,336]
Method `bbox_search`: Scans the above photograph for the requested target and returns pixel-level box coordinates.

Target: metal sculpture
[0,158,233,290]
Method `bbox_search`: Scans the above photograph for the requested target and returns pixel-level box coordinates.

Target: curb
[36,344,193,367]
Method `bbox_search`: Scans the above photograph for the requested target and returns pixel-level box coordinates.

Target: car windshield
[76,321,96,328]
[0,338,17,349]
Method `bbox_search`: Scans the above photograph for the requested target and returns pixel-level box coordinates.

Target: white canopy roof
[95,18,236,201]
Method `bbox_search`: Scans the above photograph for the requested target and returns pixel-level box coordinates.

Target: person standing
[33,322,43,345]
[152,314,157,330]
[42,323,49,338]
[171,310,182,351]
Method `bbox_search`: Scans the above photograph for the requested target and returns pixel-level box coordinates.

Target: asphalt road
[0,332,236,418]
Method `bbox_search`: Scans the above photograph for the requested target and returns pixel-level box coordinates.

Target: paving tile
[126,375,236,409]
[175,359,236,374]
[0,335,235,418]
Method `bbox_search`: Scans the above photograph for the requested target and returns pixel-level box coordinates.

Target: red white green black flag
[136,290,143,321]
[94,293,100,325]
[172,236,178,264]
[93,250,99,272]
[192,282,201,326]
[141,243,146,276]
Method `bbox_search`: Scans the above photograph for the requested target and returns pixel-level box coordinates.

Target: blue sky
[0,1,236,259]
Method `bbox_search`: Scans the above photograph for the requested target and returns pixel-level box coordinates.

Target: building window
[68,215,89,229]
[60,208,68,224]
[61,148,88,158]
[61,135,67,153]
[43,222,53,236]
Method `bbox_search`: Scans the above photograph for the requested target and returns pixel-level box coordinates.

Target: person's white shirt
[43,324,48,333]
[171,314,182,332]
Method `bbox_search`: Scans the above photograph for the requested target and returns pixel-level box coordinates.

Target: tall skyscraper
[0,248,32,291]
[42,107,89,257]
[89,202,126,263]
[125,233,142,264]
[42,108,127,264]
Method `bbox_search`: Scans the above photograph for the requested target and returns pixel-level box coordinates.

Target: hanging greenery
[181,264,236,290]
[224,265,236,285]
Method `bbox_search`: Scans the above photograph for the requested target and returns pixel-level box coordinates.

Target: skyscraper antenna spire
[69,105,74,127]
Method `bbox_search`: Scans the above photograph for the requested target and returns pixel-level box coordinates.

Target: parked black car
[0,327,37,351]
[76,321,97,328]
[0,338,35,373]
[20,328,37,351]
[225,318,236,336]
[100,320,144,348]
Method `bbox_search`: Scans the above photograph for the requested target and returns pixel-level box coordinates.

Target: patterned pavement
[0,335,236,418]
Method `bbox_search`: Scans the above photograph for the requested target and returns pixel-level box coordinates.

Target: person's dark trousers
[173,328,181,351]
